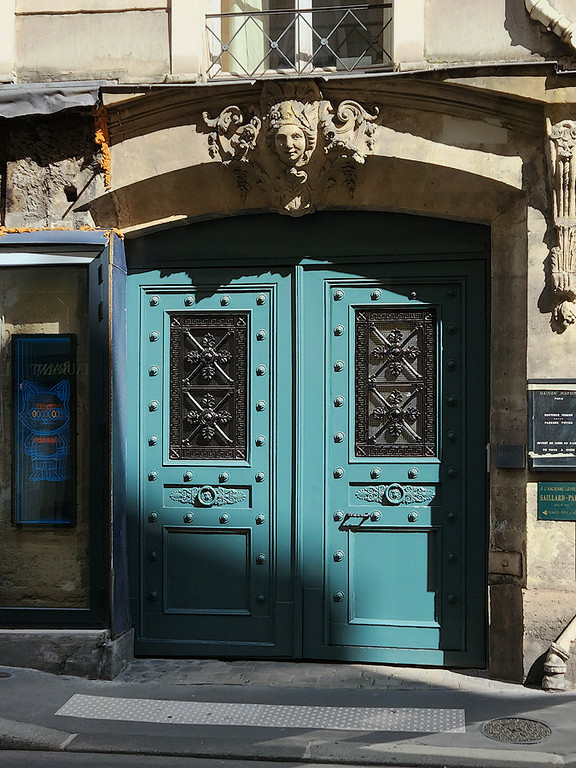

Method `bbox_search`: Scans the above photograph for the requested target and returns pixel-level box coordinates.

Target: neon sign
[13,335,77,525]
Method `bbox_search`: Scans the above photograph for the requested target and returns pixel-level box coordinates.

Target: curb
[0,717,76,752]
[63,732,572,768]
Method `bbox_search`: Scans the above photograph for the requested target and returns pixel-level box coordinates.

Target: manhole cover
[482,717,551,744]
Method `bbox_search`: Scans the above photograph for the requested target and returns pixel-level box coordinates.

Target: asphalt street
[0,659,575,768]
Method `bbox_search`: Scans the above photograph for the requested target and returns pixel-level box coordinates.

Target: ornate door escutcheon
[355,483,436,506]
[169,486,247,507]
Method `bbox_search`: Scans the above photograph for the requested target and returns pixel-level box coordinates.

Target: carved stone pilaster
[548,119,576,328]
[203,83,378,217]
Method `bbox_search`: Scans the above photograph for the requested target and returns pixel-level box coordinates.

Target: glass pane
[219,1,276,75]
[169,313,248,461]
[0,266,90,608]
[268,0,296,70]
[355,308,437,458]
[311,1,391,69]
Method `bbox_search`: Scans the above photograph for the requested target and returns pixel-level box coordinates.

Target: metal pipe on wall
[525,0,576,51]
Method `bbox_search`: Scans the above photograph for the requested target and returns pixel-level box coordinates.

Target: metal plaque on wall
[528,380,576,471]
[12,335,77,525]
[538,483,576,521]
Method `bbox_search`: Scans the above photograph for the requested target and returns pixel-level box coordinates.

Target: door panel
[301,261,487,665]
[135,271,293,655]
[162,527,251,613]
[349,528,438,623]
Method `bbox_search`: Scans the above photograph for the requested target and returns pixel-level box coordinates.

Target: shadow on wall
[3,111,103,229]
[504,0,570,59]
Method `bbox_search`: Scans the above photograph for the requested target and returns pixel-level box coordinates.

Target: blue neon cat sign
[13,335,76,525]
[18,380,70,482]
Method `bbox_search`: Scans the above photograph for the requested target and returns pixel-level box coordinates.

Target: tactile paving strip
[56,694,465,733]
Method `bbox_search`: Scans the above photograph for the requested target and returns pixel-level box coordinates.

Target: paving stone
[114,658,519,695]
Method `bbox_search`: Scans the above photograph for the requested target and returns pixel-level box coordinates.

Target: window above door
[206,1,392,79]
[171,0,426,83]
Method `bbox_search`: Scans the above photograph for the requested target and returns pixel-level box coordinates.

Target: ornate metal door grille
[355,308,436,457]
[169,313,248,460]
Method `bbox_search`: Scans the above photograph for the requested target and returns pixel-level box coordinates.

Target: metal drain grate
[482,717,551,744]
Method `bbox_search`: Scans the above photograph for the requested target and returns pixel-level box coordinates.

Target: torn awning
[0,81,109,119]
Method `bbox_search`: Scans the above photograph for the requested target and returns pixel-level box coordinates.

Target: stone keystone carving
[203,83,378,217]
[548,119,576,328]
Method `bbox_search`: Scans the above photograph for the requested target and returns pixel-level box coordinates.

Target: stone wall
[14,2,169,83]
[425,0,571,65]
[1,110,105,229]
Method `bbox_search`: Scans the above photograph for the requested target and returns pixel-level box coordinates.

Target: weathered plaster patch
[94,105,111,190]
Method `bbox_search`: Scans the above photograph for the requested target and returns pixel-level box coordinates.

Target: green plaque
[538,483,576,521]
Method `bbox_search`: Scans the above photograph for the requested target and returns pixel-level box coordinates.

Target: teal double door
[130,258,487,666]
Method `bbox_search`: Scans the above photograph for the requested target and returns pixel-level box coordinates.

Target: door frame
[125,211,490,665]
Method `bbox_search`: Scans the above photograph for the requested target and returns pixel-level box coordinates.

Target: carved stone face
[274,124,307,166]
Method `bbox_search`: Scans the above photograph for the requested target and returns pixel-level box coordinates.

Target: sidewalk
[0,659,575,767]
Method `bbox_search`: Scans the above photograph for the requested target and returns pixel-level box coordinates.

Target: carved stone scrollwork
[547,119,576,328]
[203,83,378,217]
[322,100,379,163]
[203,106,262,163]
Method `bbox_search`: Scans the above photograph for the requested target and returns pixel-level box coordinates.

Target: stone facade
[0,1,576,683]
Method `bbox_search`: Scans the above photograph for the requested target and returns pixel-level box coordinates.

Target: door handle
[343,510,381,523]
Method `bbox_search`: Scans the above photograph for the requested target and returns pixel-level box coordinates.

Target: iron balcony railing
[206,3,393,79]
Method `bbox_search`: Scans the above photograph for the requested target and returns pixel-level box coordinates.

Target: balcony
[206,3,393,80]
